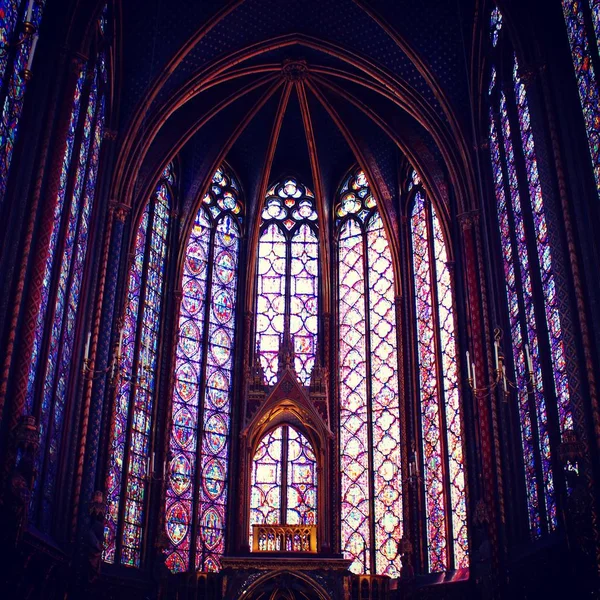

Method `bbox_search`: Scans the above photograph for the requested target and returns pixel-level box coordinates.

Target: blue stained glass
[256,178,319,386]
[164,165,242,574]
[0,0,47,203]
[562,0,600,197]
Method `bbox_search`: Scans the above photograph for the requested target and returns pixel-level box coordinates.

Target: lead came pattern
[121,183,170,566]
[562,1,600,196]
[256,179,319,386]
[411,192,447,572]
[488,105,541,535]
[339,217,371,575]
[196,213,240,572]
[513,57,573,436]
[367,214,403,577]
[338,169,404,576]
[164,166,242,573]
[0,0,47,202]
[164,206,211,573]
[499,92,555,532]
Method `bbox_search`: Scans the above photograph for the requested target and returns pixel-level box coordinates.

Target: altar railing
[251,524,317,553]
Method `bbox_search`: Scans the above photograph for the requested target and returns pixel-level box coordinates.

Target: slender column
[459,212,500,572]
[538,63,600,573]
[74,201,129,534]
[8,55,87,434]
[0,49,74,429]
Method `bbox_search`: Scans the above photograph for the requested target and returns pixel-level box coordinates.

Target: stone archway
[241,571,331,600]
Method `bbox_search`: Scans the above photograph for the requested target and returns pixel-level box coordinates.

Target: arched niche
[238,374,333,554]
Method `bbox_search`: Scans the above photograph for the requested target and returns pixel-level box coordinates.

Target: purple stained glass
[488,106,541,536]
[286,428,317,526]
[290,224,318,384]
[410,187,468,571]
[590,0,600,42]
[249,425,317,546]
[164,207,210,573]
[490,90,556,535]
[120,184,170,567]
[104,171,171,567]
[339,217,370,575]
[513,57,573,435]
[0,0,47,202]
[164,165,241,574]
[490,6,503,47]
[196,213,239,572]
[338,168,403,576]
[367,214,402,577]
[562,0,600,196]
[500,92,555,531]
[25,65,86,416]
[250,427,283,537]
[411,192,447,572]
[35,71,104,525]
[256,179,319,386]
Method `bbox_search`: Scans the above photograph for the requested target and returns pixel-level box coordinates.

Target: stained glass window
[0,0,47,204]
[488,9,574,537]
[409,183,468,573]
[21,11,107,531]
[562,0,600,197]
[249,425,317,539]
[164,165,242,574]
[104,165,171,567]
[255,178,319,386]
[337,168,403,577]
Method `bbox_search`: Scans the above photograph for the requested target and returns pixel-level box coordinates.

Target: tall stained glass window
[164,165,242,574]
[336,168,403,577]
[104,164,172,567]
[0,0,47,203]
[255,178,319,386]
[249,425,317,540]
[488,7,574,537]
[408,172,468,572]
[562,0,600,197]
[22,8,108,532]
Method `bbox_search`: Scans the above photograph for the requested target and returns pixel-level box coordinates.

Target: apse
[1,2,600,600]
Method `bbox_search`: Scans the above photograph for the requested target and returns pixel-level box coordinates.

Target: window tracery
[0,0,47,203]
[164,165,242,573]
[337,168,403,577]
[562,0,600,197]
[408,175,468,572]
[21,7,107,531]
[488,7,574,537]
[255,178,319,386]
[104,164,172,567]
[249,425,317,539]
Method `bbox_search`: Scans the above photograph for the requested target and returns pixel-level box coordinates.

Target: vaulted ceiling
[104,0,481,231]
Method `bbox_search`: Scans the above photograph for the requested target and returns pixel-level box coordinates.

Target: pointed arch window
[407,173,468,572]
[562,0,600,197]
[164,166,242,574]
[22,7,108,532]
[255,178,319,386]
[488,7,574,537]
[336,168,403,577]
[104,164,172,567]
[249,425,318,544]
[0,0,47,203]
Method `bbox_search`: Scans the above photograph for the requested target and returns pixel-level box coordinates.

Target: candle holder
[466,328,535,399]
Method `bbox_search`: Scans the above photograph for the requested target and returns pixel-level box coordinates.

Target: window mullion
[115,196,158,564]
[281,425,289,524]
[494,102,550,535]
[424,197,454,571]
[190,219,216,572]
[361,221,377,574]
